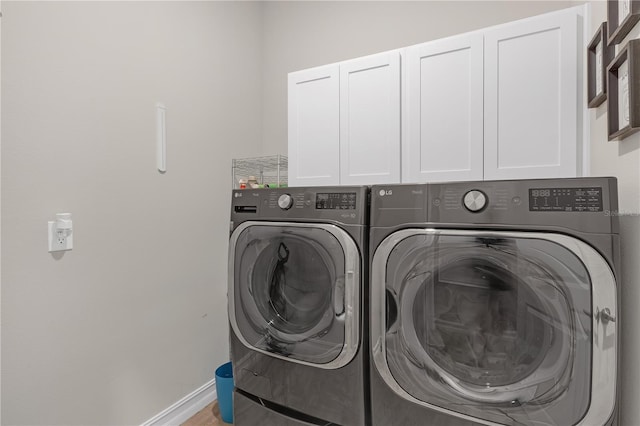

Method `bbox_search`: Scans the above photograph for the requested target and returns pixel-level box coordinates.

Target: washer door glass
[380,232,593,425]
[231,223,359,366]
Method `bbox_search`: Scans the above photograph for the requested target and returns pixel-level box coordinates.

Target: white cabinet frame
[340,51,401,185]
[403,33,484,183]
[484,9,580,180]
[288,64,340,187]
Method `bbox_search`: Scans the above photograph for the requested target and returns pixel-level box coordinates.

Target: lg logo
[379,189,393,197]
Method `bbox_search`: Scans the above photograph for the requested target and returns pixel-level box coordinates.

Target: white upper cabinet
[340,52,401,185]
[287,6,585,186]
[288,64,340,187]
[403,33,484,183]
[484,9,579,180]
[288,52,401,186]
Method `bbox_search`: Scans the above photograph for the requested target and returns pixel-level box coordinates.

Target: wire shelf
[232,155,288,189]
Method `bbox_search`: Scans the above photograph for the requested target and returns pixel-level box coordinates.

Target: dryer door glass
[231,223,359,366]
[379,232,596,425]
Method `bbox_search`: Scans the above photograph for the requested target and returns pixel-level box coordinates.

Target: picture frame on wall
[607,39,640,140]
[607,0,640,45]
[588,22,615,107]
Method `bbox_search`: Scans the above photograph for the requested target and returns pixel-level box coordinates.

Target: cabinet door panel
[484,10,578,180]
[288,65,340,186]
[404,33,484,183]
[340,52,401,185]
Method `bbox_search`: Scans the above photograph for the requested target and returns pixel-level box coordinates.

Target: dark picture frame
[588,22,615,108]
[607,39,640,140]
[607,0,640,45]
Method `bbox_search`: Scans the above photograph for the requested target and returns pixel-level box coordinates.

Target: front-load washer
[369,178,619,426]
[229,186,369,426]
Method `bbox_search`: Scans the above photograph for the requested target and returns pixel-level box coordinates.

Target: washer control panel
[231,187,367,225]
[463,190,487,212]
[315,192,357,210]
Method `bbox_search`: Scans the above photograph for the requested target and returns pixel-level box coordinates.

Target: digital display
[316,192,357,210]
[531,189,551,197]
[529,187,603,212]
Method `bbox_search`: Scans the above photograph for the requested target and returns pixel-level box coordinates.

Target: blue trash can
[215,361,234,423]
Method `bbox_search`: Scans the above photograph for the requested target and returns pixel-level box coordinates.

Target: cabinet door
[288,64,340,187]
[484,9,579,180]
[403,33,484,183]
[340,51,401,185]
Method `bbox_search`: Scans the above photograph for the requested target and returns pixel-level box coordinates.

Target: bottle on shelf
[247,176,259,189]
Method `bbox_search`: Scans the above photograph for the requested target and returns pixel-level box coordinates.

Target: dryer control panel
[529,187,603,212]
[370,177,618,235]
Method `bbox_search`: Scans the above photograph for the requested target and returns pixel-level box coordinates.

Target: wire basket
[232,155,288,189]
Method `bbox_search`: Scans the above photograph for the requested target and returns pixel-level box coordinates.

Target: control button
[463,190,487,212]
[278,194,293,210]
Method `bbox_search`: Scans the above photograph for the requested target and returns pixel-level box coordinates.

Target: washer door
[229,222,361,369]
[371,229,617,426]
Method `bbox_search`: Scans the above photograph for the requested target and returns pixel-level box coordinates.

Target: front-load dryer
[229,186,369,426]
[369,178,619,426]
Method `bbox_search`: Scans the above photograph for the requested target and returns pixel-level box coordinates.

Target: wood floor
[181,400,232,426]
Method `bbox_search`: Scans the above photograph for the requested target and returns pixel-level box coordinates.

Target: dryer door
[371,229,617,426]
[229,222,361,369]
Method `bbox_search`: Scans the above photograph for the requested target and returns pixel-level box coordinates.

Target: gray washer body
[368,177,620,426]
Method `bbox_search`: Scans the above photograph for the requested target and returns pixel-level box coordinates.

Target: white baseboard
[141,378,217,426]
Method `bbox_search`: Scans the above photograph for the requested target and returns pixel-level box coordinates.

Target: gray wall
[584,2,640,424]
[1,2,263,424]
[260,0,574,155]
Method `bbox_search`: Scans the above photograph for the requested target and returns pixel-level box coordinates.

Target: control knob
[278,194,294,210]
[463,190,487,212]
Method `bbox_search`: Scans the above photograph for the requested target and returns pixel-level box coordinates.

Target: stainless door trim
[371,228,617,426]
[229,221,361,370]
